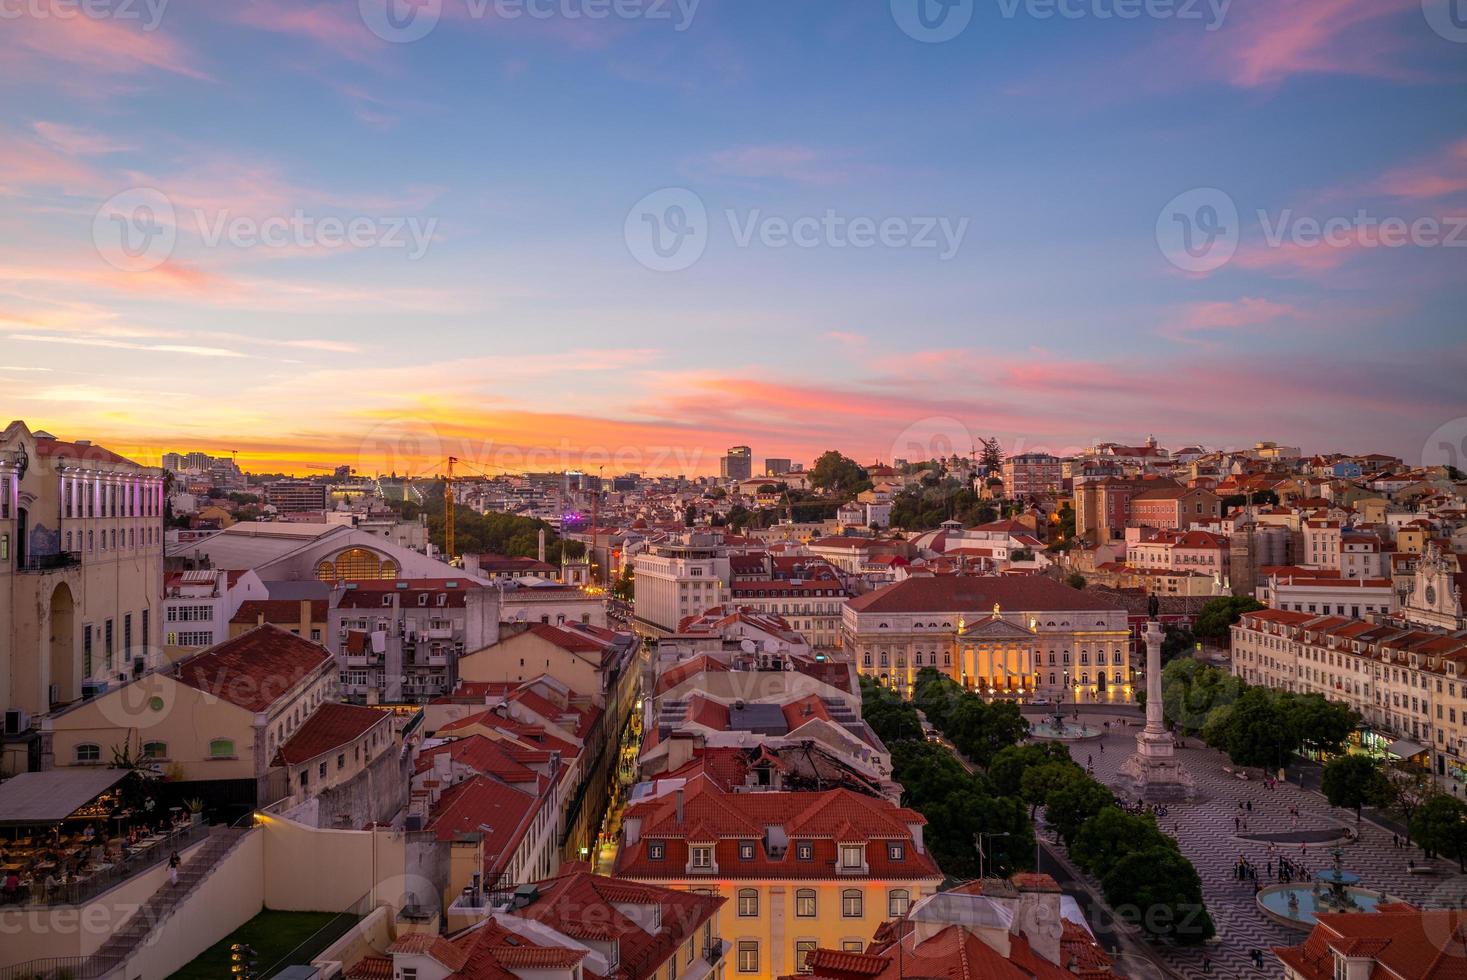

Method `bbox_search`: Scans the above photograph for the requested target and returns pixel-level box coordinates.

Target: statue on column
[1116,619,1196,801]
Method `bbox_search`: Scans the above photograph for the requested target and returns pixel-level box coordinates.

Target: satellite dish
[763,640,779,654]
[740,639,756,654]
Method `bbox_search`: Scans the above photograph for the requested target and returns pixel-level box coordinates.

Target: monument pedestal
[1115,620,1197,802]
[1117,730,1196,802]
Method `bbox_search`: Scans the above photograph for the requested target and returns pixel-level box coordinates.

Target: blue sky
[2,0,1464,474]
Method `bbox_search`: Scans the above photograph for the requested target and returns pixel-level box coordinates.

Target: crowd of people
[0,809,195,905]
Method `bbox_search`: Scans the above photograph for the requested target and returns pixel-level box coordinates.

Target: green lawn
[166,908,358,980]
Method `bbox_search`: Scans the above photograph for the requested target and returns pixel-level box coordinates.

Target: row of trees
[1321,753,1467,868]
[1159,659,1359,770]
[882,670,1214,943]
[403,483,584,562]
[860,676,1034,875]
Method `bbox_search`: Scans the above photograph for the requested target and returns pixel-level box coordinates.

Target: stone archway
[48,582,76,706]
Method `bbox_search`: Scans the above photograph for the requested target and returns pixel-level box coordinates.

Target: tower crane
[443,456,458,562]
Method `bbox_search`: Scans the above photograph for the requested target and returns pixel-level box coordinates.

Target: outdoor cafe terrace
[0,769,205,908]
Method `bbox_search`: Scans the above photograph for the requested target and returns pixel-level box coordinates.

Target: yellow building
[1,422,165,767]
[42,625,337,815]
[614,777,943,979]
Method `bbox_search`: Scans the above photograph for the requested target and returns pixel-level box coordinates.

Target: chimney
[300,599,313,636]
[675,788,684,824]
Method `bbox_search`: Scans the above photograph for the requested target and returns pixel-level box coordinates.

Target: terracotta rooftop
[173,625,330,712]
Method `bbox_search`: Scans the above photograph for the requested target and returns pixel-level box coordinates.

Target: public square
[1055,708,1467,980]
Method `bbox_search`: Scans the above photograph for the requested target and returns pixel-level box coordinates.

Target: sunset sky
[3,0,1465,476]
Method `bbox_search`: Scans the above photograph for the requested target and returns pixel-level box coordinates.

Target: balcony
[16,551,82,573]
[426,626,456,640]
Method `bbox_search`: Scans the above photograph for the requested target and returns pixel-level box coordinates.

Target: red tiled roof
[345,955,393,980]
[388,934,471,971]
[173,625,330,712]
[846,575,1121,614]
[273,702,388,766]
[416,735,543,783]
[29,435,139,467]
[230,598,326,625]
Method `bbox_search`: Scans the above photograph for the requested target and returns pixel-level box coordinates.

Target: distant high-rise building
[764,458,792,476]
[182,451,213,471]
[161,452,183,471]
[720,445,752,481]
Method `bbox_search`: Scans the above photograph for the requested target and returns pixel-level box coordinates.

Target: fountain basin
[1028,720,1102,742]
[1256,883,1398,930]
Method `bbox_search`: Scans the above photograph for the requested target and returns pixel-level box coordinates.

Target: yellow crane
[443,456,458,562]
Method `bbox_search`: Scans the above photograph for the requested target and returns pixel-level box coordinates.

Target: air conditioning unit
[4,709,30,736]
[81,680,109,699]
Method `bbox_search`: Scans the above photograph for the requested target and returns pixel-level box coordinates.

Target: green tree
[1218,687,1293,769]
[988,743,1074,797]
[1321,754,1391,819]
[1385,762,1436,844]
[1162,658,1244,733]
[1102,847,1215,944]
[1021,761,1082,819]
[809,451,870,495]
[1193,595,1265,646]
[1411,794,1467,871]
[1292,694,1359,756]
[978,437,1004,474]
[1071,806,1169,880]
[1044,773,1114,845]
[1065,571,1086,590]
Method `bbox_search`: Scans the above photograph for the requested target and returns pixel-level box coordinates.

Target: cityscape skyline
[3,1,1465,473]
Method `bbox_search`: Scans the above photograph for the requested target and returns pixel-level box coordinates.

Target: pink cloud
[31,122,134,156]
[1160,297,1303,342]
[6,12,208,82]
[1202,0,1421,89]
[1375,137,1467,201]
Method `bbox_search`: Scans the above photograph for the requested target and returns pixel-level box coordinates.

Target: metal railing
[2,820,209,909]
[0,952,122,980]
[704,938,724,966]
[16,552,82,573]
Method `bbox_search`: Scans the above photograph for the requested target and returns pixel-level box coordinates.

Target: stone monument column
[1116,619,1196,801]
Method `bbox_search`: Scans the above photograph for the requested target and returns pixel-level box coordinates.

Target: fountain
[1027,700,1101,742]
[1257,847,1398,930]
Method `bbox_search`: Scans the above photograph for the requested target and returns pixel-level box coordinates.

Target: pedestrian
[167,850,180,887]
[1099,742,1104,754]
[1203,955,1211,974]
[1409,858,1416,871]
[1246,800,1252,812]
[1393,833,1400,848]
[1235,816,1240,832]
[1267,859,1274,878]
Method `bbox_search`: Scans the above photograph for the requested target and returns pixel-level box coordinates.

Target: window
[209,738,235,759]
[888,842,905,861]
[888,889,910,917]
[737,889,758,917]
[842,889,863,917]
[737,941,758,974]
[795,888,816,917]
[142,741,168,759]
[840,844,863,868]
[796,842,813,860]
[738,842,755,860]
[648,842,664,860]
[75,743,101,764]
[841,941,865,953]
[795,940,817,974]
[690,845,712,869]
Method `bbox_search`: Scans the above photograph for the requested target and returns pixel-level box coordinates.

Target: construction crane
[443,456,458,562]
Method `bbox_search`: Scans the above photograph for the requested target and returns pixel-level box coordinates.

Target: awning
[0,768,129,825]
[1387,738,1429,759]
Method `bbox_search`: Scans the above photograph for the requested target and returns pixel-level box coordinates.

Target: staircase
[0,826,252,980]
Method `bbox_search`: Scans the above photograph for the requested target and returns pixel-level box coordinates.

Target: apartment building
[1127,486,1221,530]
[634,533,732,634]
[329,578,501,703]
[614,776,943,978]
[2,422,165,745]
[1231,609,1467,785]
[727,554,849,649]
[841,576,1131,701]
[1001,452,1062,499]
[162,568,267,659]
[1257,571,1396,620]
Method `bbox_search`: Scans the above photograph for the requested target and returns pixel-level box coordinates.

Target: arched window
[75,743,101,764]
[142,741,168,759]
[888,888,910,917]
[795,888,817,917]
[737,888,758,917]
[208,738,235,759]
[841,889,862,918]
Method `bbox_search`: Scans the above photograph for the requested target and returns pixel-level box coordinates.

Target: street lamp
[978,831,1010,880]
